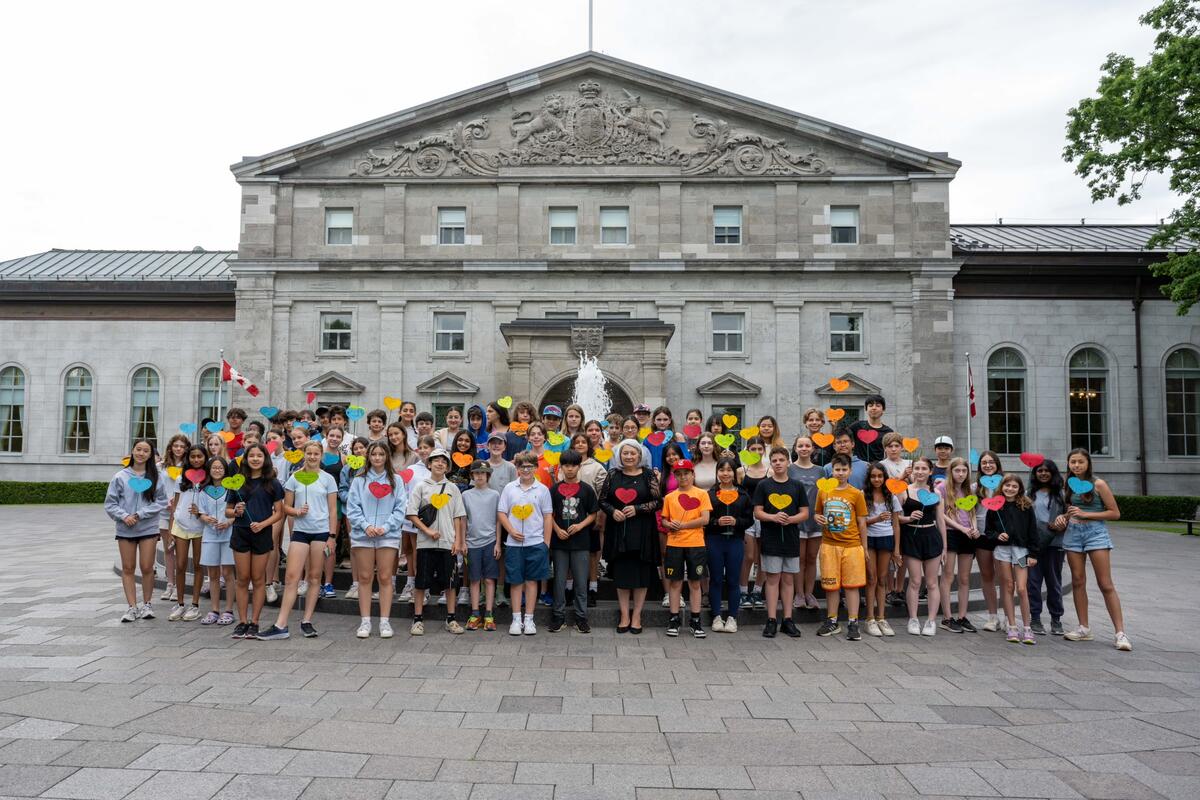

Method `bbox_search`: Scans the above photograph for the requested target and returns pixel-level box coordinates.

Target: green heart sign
[715,434,735,450]
[221,475,245,490]
[293,471,320,486]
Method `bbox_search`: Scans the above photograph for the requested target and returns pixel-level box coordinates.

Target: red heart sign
[683,425,702,439]
[558,483,580,498]
[646,431,666,446]
[678,494,701,511]
[615,488,638,505]
[265,440,279,455]
[184,469,207,485]
[982,496,1006,511]
[368,481,392,499]
[856,429,879,445]
[1019,452,1045,468]
[398,469,414,484]
[306,391,317,404]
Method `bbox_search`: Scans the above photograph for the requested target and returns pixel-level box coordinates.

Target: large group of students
[104,390,1133,651]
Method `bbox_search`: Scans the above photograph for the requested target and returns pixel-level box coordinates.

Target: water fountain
[570,353,612,423]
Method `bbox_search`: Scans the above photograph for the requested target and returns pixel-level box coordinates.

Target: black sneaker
[575,619,591,634]
[1050,619,1064,636]
[943,617,963,633]
[690,618,706,638]
[548,618,565,633]
[666,615,681,637]
[1030,619,1046,635]
[246,622,259,639]
[918,586,927,601]
[587,589,597,608]
[300,622,318,638]
[846,620,862,641]
[256,624,289,640]
[958,617,978,633]
[230,622,250,639]
[779,619,802,639]
[887,591,904,607]
[762,618,778,638]
[816,618,842,637]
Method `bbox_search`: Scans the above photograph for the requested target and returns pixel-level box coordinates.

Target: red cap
[672,459,695,472]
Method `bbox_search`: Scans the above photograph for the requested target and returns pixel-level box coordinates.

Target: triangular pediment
[416,371,480,396]
[814,372,881,398]
[696,372,762,397]
[232,52,958,181]
[302,371,366,394]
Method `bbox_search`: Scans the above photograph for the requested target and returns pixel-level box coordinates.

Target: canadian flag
[221,359,260,397]
[967,362,977,418]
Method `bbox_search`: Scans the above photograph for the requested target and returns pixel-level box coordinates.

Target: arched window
[130,367,161,449]
[986,348,1025,454]
[63,367,93,454]
[1069,348,1110,455]
[1166,347,1200,456]
[197,366,225,427]
[0,366,25,453]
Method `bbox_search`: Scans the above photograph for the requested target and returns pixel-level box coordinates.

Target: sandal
[217,611,235,625]
[200,611,219,625]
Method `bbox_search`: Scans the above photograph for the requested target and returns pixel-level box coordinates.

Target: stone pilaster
[493,300,522,398]
[773,297,804,432]
[658,182,681,260]
[497,184,519,259]
[384,185,406,254]
[378,300,407,402]
[908,261,962,440]
[655,298,685,408]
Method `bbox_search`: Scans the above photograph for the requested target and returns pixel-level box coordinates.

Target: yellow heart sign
[544,451,561,466]
[345,455,365,469]
[283,449,304,464]
[955,495,978,511]
[166,466,182,481]
[593,448,613,463]
[768,493,792,510]
[121,456,131,467]
[829,378,850,392]
[722,414,738,429]
[638,427,651,441]
[511,503,534,520]
[739,426,759,440]
[430,494,450,509]
[547,432,566,446]
[816,477,840,494]
[902,437,920,452]
[497,396,513,409]
[384,396,403,410]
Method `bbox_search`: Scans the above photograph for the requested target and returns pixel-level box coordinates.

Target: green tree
[1064,0,1200,314]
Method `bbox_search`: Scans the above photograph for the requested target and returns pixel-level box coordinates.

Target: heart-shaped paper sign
[1067,477,1094,495]
[740,426,759,440]
[637,427,651,441]
[558,483,579,498]
[768,493,792,510]
[969,448,980,467]
[129,476,152,493]
[982,496,1006,511]
[222,475,246,490]
[430,494,450,509]
[816,477,839,494]
[614,488,638,505]
[826,408,845,423]
[547,432,566,446]
[205,421,225,433]
[511,503,533,520]
[510,422,529,436]
[917,489,941,506]
[259,406,280,419]
[293,420,310,430]
[322,453,340,466]
[902,437,920,452]
[646,431,665,446]
[683,425,702,439]
[121,456,131,467]
[856,429,879,445]
[306,391,317,404]
[294,471,319,486]
[345,455,365,469]
[179,422,197,435]
[955,495,978,511]
[738,450,760,466]
[722,414,738,429]
[185,468,207,485]
[497,396,513,409]
[398,468,414,484]
[829,378,850,392]
[218,430,236,443]
[452,453,474,468]
[204,486,225,500]
[715,434,736,450]
[264,440,279,454]
[166,465,182,481]
[1019,452,1044,468]
[716,489,738,505]
[346,406,366,421]
[544,451,561,466]
[678,494,702,511]
[593,448,613,463]
[383,396,403,410]
[979,475,1002,491]
[368,481,392,499]
[811,432,834,448]
[283,450,304,464]
[885,478,909,495]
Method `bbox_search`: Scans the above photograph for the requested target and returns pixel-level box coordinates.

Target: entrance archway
[539,373,633,418]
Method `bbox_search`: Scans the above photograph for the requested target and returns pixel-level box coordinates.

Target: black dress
[900,491,944,560]
[599,468,662,589]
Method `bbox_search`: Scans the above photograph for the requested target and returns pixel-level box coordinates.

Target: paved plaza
[0,505,1198,799]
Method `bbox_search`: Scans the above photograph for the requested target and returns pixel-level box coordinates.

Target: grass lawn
[1123,521,1197,535]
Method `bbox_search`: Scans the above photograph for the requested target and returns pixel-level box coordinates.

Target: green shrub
[1115,495,1200,522]
[0,482,108,505]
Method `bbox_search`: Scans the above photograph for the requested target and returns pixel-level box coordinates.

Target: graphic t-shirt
[550,481,599,551]
[816,484,868,547]
[661,486,712,549]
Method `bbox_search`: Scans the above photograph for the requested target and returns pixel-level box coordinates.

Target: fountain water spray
[571,353,612,423]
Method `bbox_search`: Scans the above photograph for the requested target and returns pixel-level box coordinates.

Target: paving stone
[1052,770,1167,800]
[929,705,1011,726]
[476,731,672,765]
[124,771,234,800]
[41,767,155,800]
[299,777,392,800]
[128,744,227,771]
[469,785,554,800]
[667,733,870,766]
[282,752,370,778]
[0,738,80,765]
[513,762,592,786]
[0,691,161,728]
[973,767,1084,798]
[288,720,483,759]
[212,775,313,800]
[355,756,442,782]
[821,765,915,794]
[0,764,79,797]
[667,766,752,790]
[0,718,78,740]
[897,766,999,796]
[201,747,297,775]
[744,767,832,793]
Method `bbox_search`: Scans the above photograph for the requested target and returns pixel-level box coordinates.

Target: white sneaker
[437,592,447,606]
[168,604,186,622]
[981,615,1000,632]
[162,584,176,602]
[907,618,921,635]
[1064,625,1094,642]
[372,591,379,600]
[200,577,211,597]
[297,581,308,598]
[922,619,937,636]
[878,619,895,637]
[1115,632,1132,651]
[265,582,279,604]
[356,619,372,638]
[523,615,537,635]
[509,618,524,636]
[724,617,737,633]
[346,582,359,600]
[458,593,469,606]
[379,619,393,639]
[661,595,670,607]
[711,616,726,633]
[399,584,414,603]
[137,602,155,620]
[120,606,138,623]
[793,593,804,609]
[865,619,882,637]
[183,605,202,622]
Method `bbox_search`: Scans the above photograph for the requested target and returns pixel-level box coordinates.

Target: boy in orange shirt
[661,459,711,638]
[814,453,869,641]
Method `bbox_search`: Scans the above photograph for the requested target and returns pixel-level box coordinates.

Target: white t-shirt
[866,496,903,538]
[882,459,910,480]
[284,470,339,533]
[173,485,206,533]
[498,479,553,548]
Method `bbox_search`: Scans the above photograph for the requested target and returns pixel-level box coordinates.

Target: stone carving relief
[350,80,829,178]
[570,325,604,358]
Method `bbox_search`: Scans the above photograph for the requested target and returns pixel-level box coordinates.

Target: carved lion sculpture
[510,93,567,146]
[614,90,669,146]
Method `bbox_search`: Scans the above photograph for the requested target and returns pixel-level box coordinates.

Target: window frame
[432,403,464,430]
[710,311,745,355]
[599,206,629,245]
[1165,346,1200,458]
[829,311,865,356]
[196,365,227,431]
[1068,346,1112,457]
[129,366,162,450]
[63,365,94,455]
[713,205,743,245]
[596,310,632,320]
[325,207,354,246]
[0,365,26,454]
[319,311,355,355]
[548,206,578,245]
[986,347,1027,456]
[438,206,467,245]
[830,205,860,245]
[433,311,467,354]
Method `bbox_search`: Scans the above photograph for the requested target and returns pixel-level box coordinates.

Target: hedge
[0,482,108,505]
[1114,495,1200,523]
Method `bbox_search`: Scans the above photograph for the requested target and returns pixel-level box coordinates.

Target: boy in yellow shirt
[661,459,711,638]
[814,453,869,641]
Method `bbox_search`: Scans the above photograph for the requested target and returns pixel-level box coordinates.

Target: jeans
[1028,546,1064,621]
[706,533,744,617]
[552,548,590,623]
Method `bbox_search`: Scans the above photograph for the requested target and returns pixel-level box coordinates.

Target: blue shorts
[200,540,234,567]
[1063,520,1113,552]
[467,545,500,582]
[290,531,330,546]
[349,529,400,549]
[868,535,895,552]
[504,543,549,583]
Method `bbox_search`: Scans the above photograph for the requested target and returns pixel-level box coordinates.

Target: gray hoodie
[104,467,169,538]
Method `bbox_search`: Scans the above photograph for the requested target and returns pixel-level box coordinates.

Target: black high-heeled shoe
[616,623,630,633]
[629,624,643,635]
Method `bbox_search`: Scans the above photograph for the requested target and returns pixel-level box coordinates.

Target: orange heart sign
[829,378,850,392]
[816,477,839,494]
[885,478,909,495]
[497,396,513,409]
[452,453,474,468]
[722,414,739,429]
[384,396,403,410]
[430,494,450,510]
[121,456,131,467]
[811,432,834,448]
[902,437,920,452]
[826,408,845,423]
[717,489,738,505]
[166,466,182,481]
[511,503,534,520]
[218,430,236,443]
[739,426,760,440]
[509,422,529,436]
[594,448,613,463]
[283,449,304,464]
[768,493,792,510]
[544,451,561,466]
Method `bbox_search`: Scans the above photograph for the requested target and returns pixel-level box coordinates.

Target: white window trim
[1065,344,1117,460]
[984,347,1028,457]
[195,364,226,431]
[830,205,860,246]
[438,206,467,246]
[826,308,869,361]
[128,365,162,449]
[324,206,355,247]
[432,309,470,360]
[59,363,97,458]
[318,309,356,357]
[599,206,630,246]
[0,363,27,456]
[713,205,743,246]
[706,306,752,364]
[548,206,578,245]
[1163,346,1200,459]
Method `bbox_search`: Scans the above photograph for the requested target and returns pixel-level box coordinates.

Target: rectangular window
[325,208,353,245]
[438,207,466,245]
[0,367,24,453]
[596,311,631,319]
[713,206,742,244]
[63,368,92,454]
[712,312,744,354]
[713,405,744,427]
[434,312,466,353]
[600,206,629,244]
[320,312,353,353]
[432,403,462,430]
[549,207,577,244]
[544,311,580,319]
[130,368,160,449]
[197,367,226,429]
[987,365,1026,454]
[830,205,859,244]
[830,313,863,354]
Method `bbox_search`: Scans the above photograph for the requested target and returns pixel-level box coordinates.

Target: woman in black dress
[599,438,662,633]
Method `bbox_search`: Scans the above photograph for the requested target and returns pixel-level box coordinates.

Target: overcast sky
[0,0,1179,260]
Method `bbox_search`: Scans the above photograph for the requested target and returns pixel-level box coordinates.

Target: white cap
[933,435,954,447]
[428,447,451,463]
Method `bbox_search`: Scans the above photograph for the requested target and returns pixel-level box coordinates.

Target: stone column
[658,182,681,260]
[892,301,915,436]
[230,267,275,401]
[378,300,407,402]
[655,298,685,408]
[493,300,522,398]
[909,261,962,439]
[269,299,292,405]
[497,183,519,259]
[773,297,804,433]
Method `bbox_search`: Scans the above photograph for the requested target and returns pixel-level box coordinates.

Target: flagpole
[964,351,972,455]
[218,348,225,428]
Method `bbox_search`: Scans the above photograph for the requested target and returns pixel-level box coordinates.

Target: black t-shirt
[848,420,893,464]
[550,481,599,551]
[227,477,284,531]
[752,475,810,558]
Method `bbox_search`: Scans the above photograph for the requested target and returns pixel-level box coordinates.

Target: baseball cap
[672,459,695,472]
[428,447,451,463]
[633,403,652,414]
[469,459,492,473]
[933,436,954,448]
[487,432,507,443]
[541,404,563,418]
